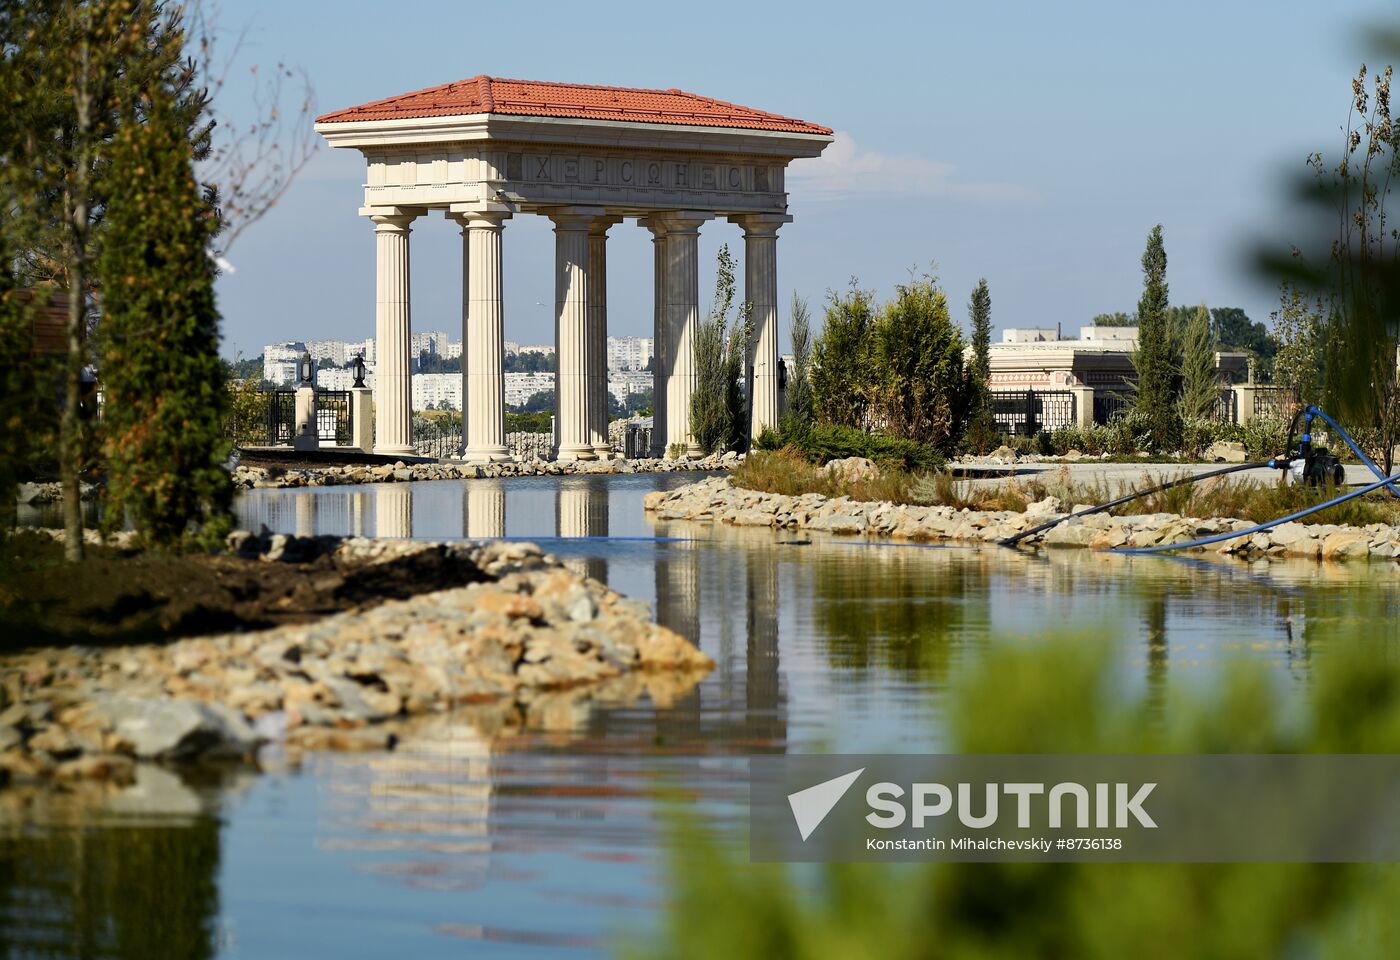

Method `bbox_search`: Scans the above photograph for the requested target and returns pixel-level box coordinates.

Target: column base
[374,444,417,458]
[591,445,614,460]
[462,447,513,464]
[555,445,598,462]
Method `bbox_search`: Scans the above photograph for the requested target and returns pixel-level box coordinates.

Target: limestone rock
[96,697,261,760]
[1203,441,1247,463]
[1322,530,1372,561]
[824,457,879,483]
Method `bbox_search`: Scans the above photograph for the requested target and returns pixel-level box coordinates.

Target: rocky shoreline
[0,536,712,785]
[232,451,740,489]
[645,476,1400,562]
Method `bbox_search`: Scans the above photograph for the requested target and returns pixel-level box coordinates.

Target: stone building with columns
[315,76,831,460]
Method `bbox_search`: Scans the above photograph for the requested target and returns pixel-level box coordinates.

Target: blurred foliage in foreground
[630,629,1400,959]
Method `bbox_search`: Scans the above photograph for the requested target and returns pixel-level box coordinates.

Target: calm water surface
[3,472,1398,958]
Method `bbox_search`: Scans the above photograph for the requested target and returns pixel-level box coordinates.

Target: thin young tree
[1178,302,1218,421]
[965,278,998,453]
[779,292,815,436]
[97,85,231,547]
[1270,280,1326,411]
[1131,225,1182,451]
[690,245,750,455]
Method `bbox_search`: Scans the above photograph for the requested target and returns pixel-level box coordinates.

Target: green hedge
[757,423,944,471]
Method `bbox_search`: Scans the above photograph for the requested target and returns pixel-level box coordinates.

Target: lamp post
[293,352,319,452]
[352,353,366,388]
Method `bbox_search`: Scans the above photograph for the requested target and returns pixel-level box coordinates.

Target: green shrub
[505,411,552,434]
[793,423,944,472]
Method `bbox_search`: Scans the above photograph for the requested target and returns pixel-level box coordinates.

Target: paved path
[954,459,1390,491]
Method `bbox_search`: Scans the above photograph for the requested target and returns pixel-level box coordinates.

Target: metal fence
[507,432,553,461]
[1252,386,1297,420]
[411,415,462,459]
[1092,390,1132,425]
[316,391,353,445]
[229,390,356,447]
[990,389,1076,436]
[1212,388,1237,423]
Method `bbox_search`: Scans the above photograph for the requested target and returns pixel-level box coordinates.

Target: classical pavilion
[314,75,831,460]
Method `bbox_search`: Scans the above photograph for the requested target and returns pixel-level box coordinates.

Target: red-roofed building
[315,76,831,461]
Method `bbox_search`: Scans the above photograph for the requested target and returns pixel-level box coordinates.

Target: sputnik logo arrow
[787,768,865,841]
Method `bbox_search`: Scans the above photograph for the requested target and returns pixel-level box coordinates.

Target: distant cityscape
[253,334,655,413]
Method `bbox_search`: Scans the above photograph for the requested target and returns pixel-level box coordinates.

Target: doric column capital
[446,203,512,232]
[359,205,425,232]
[729,212,793,238]
[546,205,609,231]
[655,211,714,236]
[589,215,625,237]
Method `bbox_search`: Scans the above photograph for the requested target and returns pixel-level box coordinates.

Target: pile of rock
[0,539,712,784]
[16,481,100,504]
[645,476,1400,562]
[230,451,741,489]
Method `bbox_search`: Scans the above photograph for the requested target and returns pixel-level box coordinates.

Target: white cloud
[787,131,1030,202]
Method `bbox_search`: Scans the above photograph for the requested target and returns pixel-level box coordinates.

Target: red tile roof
[316,75,832,135]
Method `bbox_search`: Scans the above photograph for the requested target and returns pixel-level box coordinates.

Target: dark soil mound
[0,532,489,650]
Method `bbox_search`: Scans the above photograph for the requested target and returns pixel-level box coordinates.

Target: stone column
[587,218,622,459]
[375,483,412,539]
[557,482,609,580]
[361,207,419,457]
[1070,386,1095,429]
[659,212,712,458]
[550,208,602,462]
[464,482,505,539]
[733,214,790,441]
[451,208,512,462]
[640,218,669,458]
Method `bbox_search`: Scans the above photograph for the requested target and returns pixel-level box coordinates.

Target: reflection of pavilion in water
[316,717,498,889]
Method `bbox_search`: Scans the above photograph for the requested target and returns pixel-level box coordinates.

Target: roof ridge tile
[315,75,832,135]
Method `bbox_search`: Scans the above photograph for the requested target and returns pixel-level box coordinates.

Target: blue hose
[1307,405,1400,497]
[1112,469,1400,554]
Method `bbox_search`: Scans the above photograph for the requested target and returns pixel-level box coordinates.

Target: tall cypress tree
[1131,225,1182,450]
[96,89,230,547]
[1179,302,1218,421]
[965,278,997,453]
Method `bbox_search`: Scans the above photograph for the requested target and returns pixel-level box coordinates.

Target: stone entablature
[353,143,791,214]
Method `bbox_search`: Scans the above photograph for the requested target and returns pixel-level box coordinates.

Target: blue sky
[213,0,1396,359]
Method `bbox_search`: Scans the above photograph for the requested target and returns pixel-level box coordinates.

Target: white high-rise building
[317,366,374,390]
[607,336,653,372]
[304,339,350,366]
[410,330,450,359]
[505,372,555,408]
[412,373,463,411]
[262,342,304,385]
[607,371,652,403]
